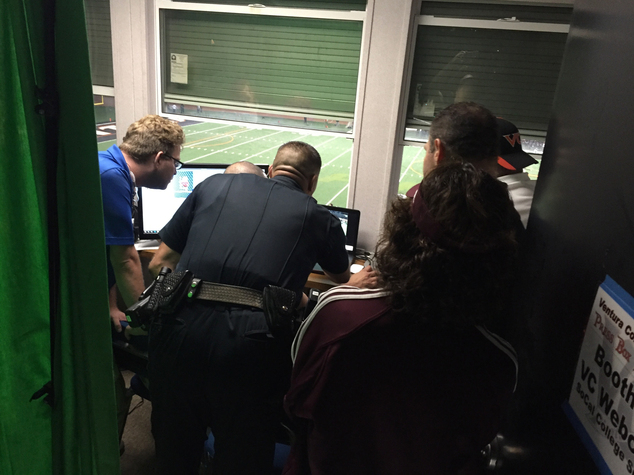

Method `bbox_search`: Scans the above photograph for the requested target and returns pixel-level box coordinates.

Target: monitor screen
[311,205,361,274]
[137,163,268,240]
[325,205,360,254]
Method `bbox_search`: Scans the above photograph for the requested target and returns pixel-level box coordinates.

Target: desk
[305,271,342,292]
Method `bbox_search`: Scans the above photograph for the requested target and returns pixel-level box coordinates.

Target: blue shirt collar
[104,145,130,173]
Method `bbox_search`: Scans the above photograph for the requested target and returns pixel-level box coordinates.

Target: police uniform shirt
[159,173,349,294]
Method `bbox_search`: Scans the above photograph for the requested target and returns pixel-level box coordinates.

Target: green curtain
[0,1,51,473]
[1,0,120,473]
[54,0,120,472]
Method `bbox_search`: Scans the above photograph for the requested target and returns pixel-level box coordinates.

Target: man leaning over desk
[147,141,373,475]
[99,114,185,442]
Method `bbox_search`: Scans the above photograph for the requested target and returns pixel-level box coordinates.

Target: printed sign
[170,53,188,84]
[174,170,193,199]
[565,276,634,474]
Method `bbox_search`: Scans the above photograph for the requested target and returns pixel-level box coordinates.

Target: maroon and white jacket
[283,286,518,475]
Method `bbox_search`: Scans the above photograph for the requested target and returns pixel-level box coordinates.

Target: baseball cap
[496,118,538,171]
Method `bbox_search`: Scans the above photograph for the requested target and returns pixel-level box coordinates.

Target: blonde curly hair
[119,115,185,163]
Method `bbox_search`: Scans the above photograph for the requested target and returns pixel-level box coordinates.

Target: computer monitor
[325,205,360,255]
[137,163,268,240]
[312,205,361,274]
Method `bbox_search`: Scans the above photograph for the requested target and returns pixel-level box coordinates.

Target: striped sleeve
[291,287,390,363]
[476,325,519,392]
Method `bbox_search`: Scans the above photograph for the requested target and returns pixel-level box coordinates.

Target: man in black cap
[495,118,539,227]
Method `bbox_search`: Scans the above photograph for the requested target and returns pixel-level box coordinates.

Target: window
[171,0,366,11]
[84,0,117,130]
[156,2,365,207]
[160,8,362,131]
[94,92,117,151]
[85,0,114,87]
[399,1,571,193]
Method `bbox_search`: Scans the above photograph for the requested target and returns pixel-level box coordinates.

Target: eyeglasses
[163,152,183,170]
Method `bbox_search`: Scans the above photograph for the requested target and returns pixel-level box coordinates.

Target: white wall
[348,0,420,250]
[110,0,157,137]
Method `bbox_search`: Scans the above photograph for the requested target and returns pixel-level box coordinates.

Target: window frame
[399,8,571,151]
[93,85,115,96]
[153,0,366,137]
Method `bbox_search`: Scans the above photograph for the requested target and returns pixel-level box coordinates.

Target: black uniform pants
[148,302,291,475]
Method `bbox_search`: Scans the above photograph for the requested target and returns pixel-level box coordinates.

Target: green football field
[98,121,428,207]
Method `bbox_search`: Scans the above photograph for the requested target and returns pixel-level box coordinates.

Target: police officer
[147,141,351,475]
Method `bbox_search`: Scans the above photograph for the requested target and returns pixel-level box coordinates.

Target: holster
[155,270,195,314]
[262,285,300,340]
[125,268,193,328]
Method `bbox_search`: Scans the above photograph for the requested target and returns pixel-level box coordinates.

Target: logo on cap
[504,133,521,148]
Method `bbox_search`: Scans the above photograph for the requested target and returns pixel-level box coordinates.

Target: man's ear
[153,151,164,168]
[434,139,445,165]
[307,174,319,196]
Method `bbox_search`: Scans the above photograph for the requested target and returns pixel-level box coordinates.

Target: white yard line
[327,183,349,205]
[311,135,340,150]
[399,147,424,182]
[241,138,303,161]
[185,130,287,162]
[184,128,253,149]
[242,134,347,162]
[183,123,236,137]
[323,146,352,168]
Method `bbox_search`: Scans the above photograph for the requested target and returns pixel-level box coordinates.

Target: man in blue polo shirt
[98,114,184,442]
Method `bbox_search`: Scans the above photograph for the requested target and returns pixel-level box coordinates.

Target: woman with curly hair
[283,161,519,475]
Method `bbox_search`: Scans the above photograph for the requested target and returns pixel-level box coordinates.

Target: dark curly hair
[375,161,518,330]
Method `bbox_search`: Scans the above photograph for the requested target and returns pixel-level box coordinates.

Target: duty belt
[188,279,264,309]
